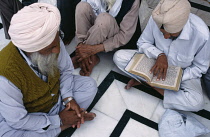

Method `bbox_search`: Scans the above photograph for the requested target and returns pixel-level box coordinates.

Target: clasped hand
[150,54,168,81]
[59,99,85,130]
[75,43,94,62]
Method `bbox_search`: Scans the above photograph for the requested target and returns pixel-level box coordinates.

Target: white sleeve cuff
[47,115,61,130]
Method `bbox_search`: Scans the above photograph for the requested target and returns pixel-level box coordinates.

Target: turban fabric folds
[152,0,191,33]
[8,3,61,52]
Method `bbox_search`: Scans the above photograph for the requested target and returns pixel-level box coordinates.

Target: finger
[150,65,156,74]
[66,103,71,109]
[157,68,163,80]
[163,68,167,81]
[88,57,92,64]
[73,106,81,118]
[64,104,71,110]
[153,66,159,76]
[85,60,91,72]
[78,56,86,62]
[82,61,88,73]
[81,116,85,124]
[80,109,85,124]
[81,63,86,73]
[77,122,81,128]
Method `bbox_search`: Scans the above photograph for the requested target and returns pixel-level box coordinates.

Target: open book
[125,53,183,91]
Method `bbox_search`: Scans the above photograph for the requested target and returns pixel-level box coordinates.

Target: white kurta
[0,40,97,136]
[114,13,210,112]
[137,14,210,81]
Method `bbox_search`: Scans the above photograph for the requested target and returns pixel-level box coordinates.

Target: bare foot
[84,112,96,121]
[71,56,80,69]
[125,79,142,90]
[80,54,100,76]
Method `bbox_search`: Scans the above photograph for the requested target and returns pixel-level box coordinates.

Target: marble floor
[58,51,210,137]
[0,1,210,137]
[59,1,210,136]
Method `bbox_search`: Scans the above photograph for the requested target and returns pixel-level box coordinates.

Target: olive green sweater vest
[0,42,60,113]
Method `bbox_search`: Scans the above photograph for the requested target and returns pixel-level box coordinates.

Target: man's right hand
[150,53,168,81]
[59,105,81,126]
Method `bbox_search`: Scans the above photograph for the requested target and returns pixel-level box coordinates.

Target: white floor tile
[150,101,166,123]
[116,80,161,119]
[93,80,128,121]
[120,119,159,137]
[72,109,118,137]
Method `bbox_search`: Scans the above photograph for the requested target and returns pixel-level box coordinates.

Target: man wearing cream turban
[114,0,210,111]
[0,3,97,136]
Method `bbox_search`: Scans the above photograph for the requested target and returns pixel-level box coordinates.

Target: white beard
[101,0,116,10]
[30,52,58,77]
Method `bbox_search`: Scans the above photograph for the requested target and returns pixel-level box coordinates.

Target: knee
[188,94,204,112]
[76,2,92,15]
[95,12,115,28]
[113,50,130,69]
[113,50,123,66]
[83,76,97,94]
[192,101,204,112]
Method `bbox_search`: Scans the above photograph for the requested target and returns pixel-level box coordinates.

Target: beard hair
[101,0,116,10]
[30,52,58,77]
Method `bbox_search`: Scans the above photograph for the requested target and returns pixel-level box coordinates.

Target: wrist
[158,53,165,58]
[93,44,104,54]
[63,97,73,106]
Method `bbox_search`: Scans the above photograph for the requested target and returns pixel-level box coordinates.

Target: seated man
[0,3,97,136]
[114,0,210,112]
[72,0,141,76]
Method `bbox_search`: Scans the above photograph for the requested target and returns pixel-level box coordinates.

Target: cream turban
[152,0,191,33]
[8,3,61,52]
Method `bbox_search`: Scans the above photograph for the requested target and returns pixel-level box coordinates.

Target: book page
[150,66,182,91]
[131,54,154,81]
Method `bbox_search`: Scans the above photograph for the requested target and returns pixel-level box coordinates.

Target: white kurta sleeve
[137,17,163,59]
[0,76,61,135]
[182,36,210,81]
[58,40,75,99]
